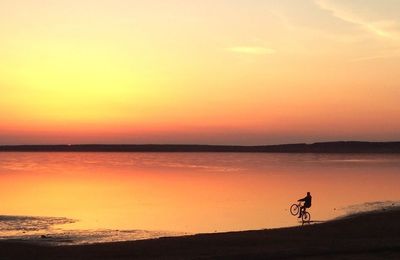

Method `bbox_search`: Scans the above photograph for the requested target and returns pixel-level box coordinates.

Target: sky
[0,0,399,145]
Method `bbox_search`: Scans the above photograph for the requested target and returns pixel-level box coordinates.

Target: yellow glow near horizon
[1,0,400,144]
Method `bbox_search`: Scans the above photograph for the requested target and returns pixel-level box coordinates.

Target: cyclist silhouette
[297,192,312,218]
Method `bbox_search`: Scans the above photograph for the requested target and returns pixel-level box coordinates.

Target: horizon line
[1,141,400,153]
[1,140,400,147]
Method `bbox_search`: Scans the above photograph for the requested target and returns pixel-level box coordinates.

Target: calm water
[1,152,400,244]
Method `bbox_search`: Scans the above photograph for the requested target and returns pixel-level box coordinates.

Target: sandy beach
[1,208,400,259]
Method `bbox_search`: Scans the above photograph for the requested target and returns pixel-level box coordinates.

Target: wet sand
[1,209,400,259]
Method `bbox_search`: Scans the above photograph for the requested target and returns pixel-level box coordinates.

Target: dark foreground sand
[2,209,400,259]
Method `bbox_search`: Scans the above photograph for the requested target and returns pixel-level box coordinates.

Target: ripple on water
[0,215,184,245]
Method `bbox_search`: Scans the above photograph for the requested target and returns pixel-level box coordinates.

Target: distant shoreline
[1,141,400,153]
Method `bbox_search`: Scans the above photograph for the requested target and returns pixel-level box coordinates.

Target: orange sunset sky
[1,0,399,145]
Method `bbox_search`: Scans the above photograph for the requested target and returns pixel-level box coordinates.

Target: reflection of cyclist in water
[298,192,312,218]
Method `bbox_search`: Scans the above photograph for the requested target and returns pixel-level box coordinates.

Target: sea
[1,152,399,245]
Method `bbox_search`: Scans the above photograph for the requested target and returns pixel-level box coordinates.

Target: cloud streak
[314,0,400,40]
[349,50,400,62]
[227,46,276,55]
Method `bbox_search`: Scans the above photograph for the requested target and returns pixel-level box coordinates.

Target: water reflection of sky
[1,152,400,244]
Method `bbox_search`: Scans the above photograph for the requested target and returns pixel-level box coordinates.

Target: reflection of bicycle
[290,202,311,223]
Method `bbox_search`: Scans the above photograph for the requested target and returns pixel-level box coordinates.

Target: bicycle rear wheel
[301,212,311,223]
[290,204,299,216]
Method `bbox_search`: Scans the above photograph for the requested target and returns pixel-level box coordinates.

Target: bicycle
[290,202,311,223]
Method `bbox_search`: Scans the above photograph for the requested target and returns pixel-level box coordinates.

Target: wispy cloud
[227,46,276,55]
[349,50,400,62]
[314,0,400,40]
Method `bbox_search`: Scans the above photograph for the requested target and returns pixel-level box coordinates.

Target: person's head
[307,192,311,196]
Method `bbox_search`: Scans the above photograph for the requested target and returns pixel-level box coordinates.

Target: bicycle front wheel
[290,204,299,216]
[302,212,311,223]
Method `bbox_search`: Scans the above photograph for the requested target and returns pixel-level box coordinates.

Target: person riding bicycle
[297,192,312,218]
